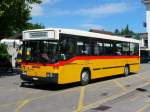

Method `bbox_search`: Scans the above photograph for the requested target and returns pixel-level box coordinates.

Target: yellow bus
[20,28,140,85]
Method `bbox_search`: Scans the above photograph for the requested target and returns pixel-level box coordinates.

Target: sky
[30,0,147,33]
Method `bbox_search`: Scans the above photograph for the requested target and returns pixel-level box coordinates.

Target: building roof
[89,29,114,35]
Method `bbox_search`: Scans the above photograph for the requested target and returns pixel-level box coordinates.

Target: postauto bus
[20,28,140,85]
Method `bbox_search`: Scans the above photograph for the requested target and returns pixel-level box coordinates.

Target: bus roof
[23,28,140,43]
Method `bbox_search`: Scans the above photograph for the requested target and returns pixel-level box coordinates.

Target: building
[142,0,150,56]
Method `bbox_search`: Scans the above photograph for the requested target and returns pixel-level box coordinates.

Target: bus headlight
[22,71,27,75]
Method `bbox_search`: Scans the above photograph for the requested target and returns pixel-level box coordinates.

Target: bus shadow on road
[20,82,80,91]
[20,73,135,91]
[90,73,135,84]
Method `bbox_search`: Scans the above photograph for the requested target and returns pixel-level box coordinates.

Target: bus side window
[77,41,84,55]
[60,34,77,59]
[94,43,99,56]
[103,42,113,56]
[130,43,139,56]
[122,42,130,55]
[94,42,103,56]
[77,40,91,56]
[82,43,91,55]
[67,38,76,58]
[115,42,122,56]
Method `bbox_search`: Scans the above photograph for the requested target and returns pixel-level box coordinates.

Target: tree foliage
[26,23,45,30]
[114,25,135,35]
[0,44,10,60]
[0,0,44,37]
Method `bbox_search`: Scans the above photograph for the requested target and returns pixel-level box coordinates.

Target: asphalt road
[0,64,150,112]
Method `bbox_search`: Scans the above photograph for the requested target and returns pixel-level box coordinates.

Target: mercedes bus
[20,28,140,85]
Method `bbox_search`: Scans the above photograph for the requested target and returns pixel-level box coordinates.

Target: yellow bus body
[21,56,140,84]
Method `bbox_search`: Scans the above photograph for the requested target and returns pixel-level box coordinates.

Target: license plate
[33,77,38,80]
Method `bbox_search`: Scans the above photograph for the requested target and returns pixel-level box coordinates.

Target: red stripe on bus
[21,56,140,67]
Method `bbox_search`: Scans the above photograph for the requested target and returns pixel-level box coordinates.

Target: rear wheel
[124,65,130,76]
[81,70,90,86]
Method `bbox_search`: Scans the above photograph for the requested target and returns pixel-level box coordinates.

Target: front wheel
[81,70,90,86]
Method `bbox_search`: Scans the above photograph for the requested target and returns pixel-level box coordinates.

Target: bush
[0,43,11,60]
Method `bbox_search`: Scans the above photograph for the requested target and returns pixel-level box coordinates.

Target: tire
[20,82,25,87]
[81,70,90,86]
[124,65,130,76]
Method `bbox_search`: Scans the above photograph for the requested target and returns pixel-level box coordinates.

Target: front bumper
[20,73,58,84]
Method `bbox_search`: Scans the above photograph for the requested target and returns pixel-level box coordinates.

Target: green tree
[114,29,120,35]
[0,0,43,37]
[0,44,10,60]
[122,25,134,35]
[26,23,45,30]
[114,25,135,35]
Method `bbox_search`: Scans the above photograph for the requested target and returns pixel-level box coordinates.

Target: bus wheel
[20,82,25,87]
[81,70,90,86]
[124,65,130,76]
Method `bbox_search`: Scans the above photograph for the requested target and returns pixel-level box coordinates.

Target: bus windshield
[22,40,59,63]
